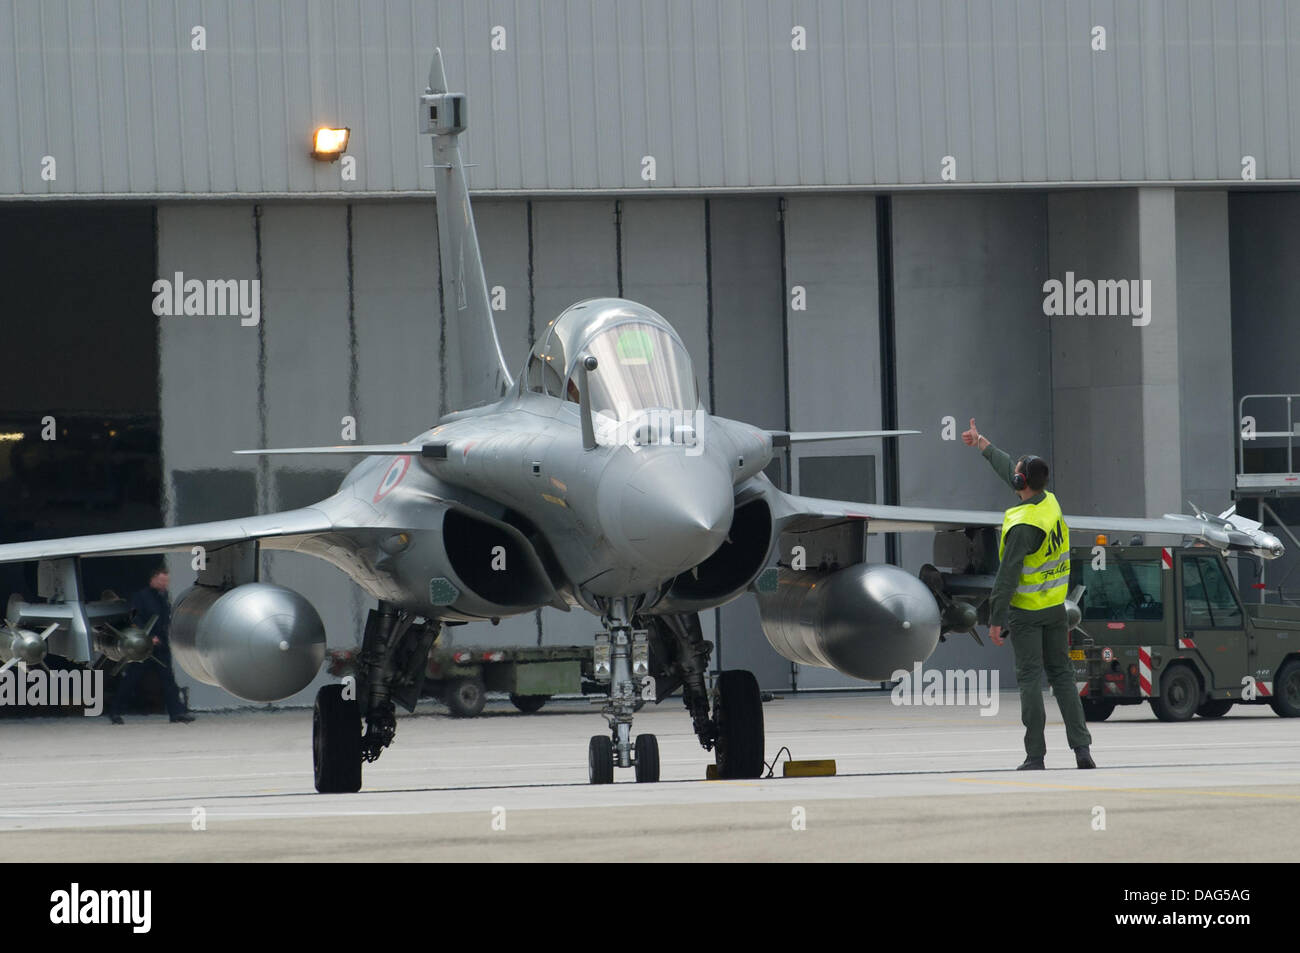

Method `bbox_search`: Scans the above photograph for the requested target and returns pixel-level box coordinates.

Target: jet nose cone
[613,451,733,576]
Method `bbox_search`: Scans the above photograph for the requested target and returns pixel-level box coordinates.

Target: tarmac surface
[1,691,1297,861]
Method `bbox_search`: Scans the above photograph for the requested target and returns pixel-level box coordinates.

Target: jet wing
[0,506,334,563]
[771,493,1284,557]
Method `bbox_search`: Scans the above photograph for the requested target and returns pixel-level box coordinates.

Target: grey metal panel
[709,197,786,425]
[475,198,534,376]
[157,204,263,473]
[530,198,619,324]
[782,194,878,432]
[351,200,442,439]
[261,205,353,449]
[1174,191,1234,512]
[1047,190,1143,519]
[6,0,1300,196]
[620,198,710,391]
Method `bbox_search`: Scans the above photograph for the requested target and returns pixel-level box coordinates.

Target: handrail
[1238,393,1297,476]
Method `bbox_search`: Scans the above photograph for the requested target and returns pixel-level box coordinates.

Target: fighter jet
[0,51,1283,791]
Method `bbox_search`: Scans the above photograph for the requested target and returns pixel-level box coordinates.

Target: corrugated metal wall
[3,0,1299,198]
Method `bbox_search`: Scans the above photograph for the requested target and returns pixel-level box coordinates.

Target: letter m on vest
[1046,520,1065,555]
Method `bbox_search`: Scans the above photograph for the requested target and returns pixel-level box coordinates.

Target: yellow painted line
[950,777,1300,801]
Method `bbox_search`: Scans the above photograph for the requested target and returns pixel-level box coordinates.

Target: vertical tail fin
[422,49,513,407]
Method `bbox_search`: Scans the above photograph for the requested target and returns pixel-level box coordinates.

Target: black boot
[1074,745,1096,769]
[1016,756,1045,770]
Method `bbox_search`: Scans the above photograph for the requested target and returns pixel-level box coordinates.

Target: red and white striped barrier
[1138,646,1153,696]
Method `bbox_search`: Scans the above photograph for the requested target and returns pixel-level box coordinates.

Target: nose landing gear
[587,603,764,783]
[588,598,661,783]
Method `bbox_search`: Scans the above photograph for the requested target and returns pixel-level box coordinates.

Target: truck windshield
[1074,557,1164,621]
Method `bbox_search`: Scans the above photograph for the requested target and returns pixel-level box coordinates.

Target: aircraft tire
[589,735,613,784]
[634,734,660,783]
[713,670,765,779]
[313,684,362,793]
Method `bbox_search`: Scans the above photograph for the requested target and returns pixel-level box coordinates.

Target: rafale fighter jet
[0,52,1284,792]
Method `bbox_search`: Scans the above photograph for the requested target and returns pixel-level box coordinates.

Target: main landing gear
[313,602,439,793]
[586,604,765,784]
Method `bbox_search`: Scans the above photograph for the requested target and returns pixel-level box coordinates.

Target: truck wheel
[445,676,486,718]
[313,684,362,793]
[713,670,765,779]
[1196,699,1234,719]
[1082,698,1115,722]
[510,693,548,714]
[1151,665,1200,722]
[588,735,614,784]
[1269,659,1300,718]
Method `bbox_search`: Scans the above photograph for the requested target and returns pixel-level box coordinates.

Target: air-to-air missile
[95,616,156,667]
[0,621,58,672]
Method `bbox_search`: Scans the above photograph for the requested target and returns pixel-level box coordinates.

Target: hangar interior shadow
[0,204,168,713]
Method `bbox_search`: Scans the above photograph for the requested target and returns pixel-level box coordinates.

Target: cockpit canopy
[524,298,698,420]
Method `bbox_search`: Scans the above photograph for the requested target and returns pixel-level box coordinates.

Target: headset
[1012,454,1047,491]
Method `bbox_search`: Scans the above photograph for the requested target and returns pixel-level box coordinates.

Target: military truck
[423,643,596,717]
[1066,542,1300,721]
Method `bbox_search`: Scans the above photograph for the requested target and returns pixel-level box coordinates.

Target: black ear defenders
[1013,455,1044,491]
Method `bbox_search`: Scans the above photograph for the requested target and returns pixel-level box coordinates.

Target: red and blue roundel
[373,455,411,503]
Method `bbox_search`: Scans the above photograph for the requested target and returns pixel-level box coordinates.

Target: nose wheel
[588,732,659,783]
[634,733,660,782]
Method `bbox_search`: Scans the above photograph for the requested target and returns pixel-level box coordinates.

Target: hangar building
[2,0,1297,704]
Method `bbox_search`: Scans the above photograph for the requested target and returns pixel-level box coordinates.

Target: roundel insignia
[373,455,411,503]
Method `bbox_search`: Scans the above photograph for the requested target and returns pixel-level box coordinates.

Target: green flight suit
[983,443,1092,759]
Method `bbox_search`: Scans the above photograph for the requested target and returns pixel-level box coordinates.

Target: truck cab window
[1075,557,1164,621]
[1182,555,1243,629]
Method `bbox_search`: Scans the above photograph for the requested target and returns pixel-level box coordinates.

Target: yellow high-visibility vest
[999,491,1070,610]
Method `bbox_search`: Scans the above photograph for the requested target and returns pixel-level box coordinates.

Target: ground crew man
[108,566,195,725]
[962,419,1095,770]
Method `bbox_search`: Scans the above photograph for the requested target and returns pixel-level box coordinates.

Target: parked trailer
[423,644,596,717]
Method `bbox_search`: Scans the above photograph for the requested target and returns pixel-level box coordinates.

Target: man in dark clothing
[108,566,194,724]
[962,419,1094,770]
